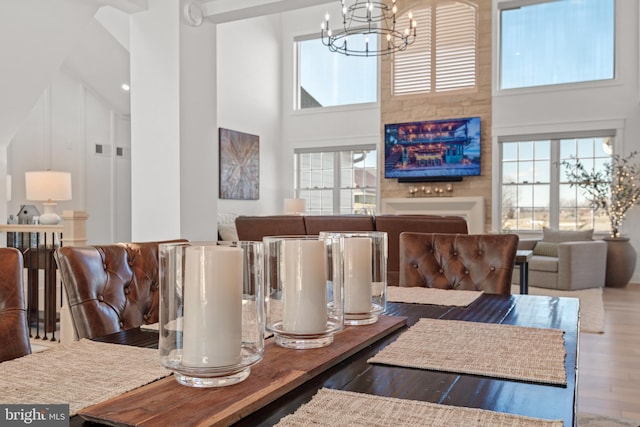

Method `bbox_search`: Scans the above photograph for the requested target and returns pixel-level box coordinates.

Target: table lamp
[283,198,306,215]
[25,171,72,225]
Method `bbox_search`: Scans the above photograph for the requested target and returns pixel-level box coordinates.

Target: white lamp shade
[25,171,72,201]
[283,198,306,215]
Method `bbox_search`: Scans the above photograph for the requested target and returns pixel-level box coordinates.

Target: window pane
[502,162,518,183]
[500,0,614,89]
[519,142,534,160]
[298,38,377,109]
[534,160,550,183]
[295,147,377,215]
[503,143,518,161]
[532,209,549,230]
[500,135,612,233]
[518,161,534,183]
[534,140,550,160]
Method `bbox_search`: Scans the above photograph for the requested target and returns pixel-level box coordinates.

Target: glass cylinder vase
[158,241,264,387]
[264,235,344,349]
[320,231,387,325]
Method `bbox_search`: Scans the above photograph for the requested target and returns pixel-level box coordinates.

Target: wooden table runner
[368,318,567,385]
[79,315,407,427]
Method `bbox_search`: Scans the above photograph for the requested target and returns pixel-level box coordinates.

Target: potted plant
[562,151,640,287]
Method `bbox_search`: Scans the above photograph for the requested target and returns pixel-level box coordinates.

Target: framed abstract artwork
[219,128,260,200]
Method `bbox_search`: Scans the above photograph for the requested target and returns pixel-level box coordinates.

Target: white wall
[491,0,640,282]
[216,14,284,216]
[0,0,99,147]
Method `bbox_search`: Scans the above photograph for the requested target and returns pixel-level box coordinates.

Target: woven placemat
[387,286,482,306]
[275,388,563,427]
[368,318,567,385]
[0,339,170,416]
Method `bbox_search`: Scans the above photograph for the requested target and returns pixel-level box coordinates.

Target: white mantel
[380,196,485,234]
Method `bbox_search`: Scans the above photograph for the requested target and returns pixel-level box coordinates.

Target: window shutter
[392,1,477,96]
[435,2,477,92]
[393,8,431,95]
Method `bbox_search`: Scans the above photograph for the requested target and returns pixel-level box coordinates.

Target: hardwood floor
[578,282,640,421]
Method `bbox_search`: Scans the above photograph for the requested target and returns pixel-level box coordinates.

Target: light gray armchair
[512,228,607,291]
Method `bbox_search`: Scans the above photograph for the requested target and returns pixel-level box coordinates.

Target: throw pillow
[218,223,238,241]
[542,227,593,243]
[532,241,558,257]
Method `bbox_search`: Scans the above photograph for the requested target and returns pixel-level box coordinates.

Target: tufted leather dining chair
[399,232,519,295]
[0,247,31,362]
[54,240,186,340]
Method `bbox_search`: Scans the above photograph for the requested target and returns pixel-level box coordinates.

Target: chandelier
[321,0,417,57]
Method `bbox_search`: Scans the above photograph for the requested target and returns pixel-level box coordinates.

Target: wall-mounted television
[384,117,481,182]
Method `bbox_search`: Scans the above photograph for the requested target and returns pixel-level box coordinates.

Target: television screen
[384,117,481,182]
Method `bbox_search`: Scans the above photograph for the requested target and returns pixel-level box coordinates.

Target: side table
[515,250,533,295]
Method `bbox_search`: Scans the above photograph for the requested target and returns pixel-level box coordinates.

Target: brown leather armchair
[54,240,186,340]
[399,232,519,295]
[0,247,31,362]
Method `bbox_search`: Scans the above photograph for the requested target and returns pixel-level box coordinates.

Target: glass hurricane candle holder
[158,241,265,388]
[264,235,344,349]
[320,231,387,325]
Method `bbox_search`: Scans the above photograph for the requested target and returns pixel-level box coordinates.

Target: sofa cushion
[529,256,559,273]
[542,227,593,243]
[304,215,375,235]
[235,215,306,241]
[532,241,558,257]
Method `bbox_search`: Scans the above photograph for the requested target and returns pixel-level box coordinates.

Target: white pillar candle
[344,237,373,314]
[282,239,327,333]
[182,245,243,367]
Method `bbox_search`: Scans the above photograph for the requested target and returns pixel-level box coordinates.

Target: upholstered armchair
[0,247,31,362]
[399,232,519,295]
[512,228,607,291]
[54,240,186,340]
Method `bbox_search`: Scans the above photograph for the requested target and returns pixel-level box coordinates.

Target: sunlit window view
[501,136,611,232]
[500,0,614,89]
[295,148,377,215]
[297,37,378,109]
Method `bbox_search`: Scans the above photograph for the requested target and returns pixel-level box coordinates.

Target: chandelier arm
[321,0,416,57]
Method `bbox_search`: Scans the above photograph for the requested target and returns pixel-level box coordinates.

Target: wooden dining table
[75,293,578,427]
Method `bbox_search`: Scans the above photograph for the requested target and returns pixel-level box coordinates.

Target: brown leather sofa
[0,247,31,362]
[399,232,519,294]
[235,214,469,285]
[54,240,186,340]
